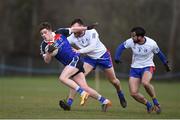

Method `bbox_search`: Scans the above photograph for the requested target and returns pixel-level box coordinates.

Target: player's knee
[130,92,138,98]
[82,87,89,93]
[81,86,92,94]
[110,78,120,85]
[142,81,149,87]
[84,72,88,76]
[59,75,66,82]
[80,85,89,91]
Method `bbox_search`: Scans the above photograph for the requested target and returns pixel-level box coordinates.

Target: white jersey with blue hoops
[124,36,160,68]
[67,29,107,59]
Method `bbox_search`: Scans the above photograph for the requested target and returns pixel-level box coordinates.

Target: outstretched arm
[55,27,87,37]
[70,22,99,33]
[114,43,126,63]
[156,50,171,72]
[156,50,168,64]
[55,23,98,37]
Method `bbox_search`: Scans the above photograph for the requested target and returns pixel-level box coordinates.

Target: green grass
[0,76,180,119]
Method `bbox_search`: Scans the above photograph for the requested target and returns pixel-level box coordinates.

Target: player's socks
[98,96,106,104]
[67,98,73,106]
[146,101,153,113]
[152,98,159,105]
[98,96,112,112]
[75,86,85,96]
[75,86,89,105]
[117,91,124,99]
[152,98,161,114]
[117,91,127,108]
[98,96,110,104]
[146,101,152,107]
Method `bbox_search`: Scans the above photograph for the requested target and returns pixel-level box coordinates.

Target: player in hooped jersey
[59,19,127,111]
[115,27,171,113]
[39,22,112,112]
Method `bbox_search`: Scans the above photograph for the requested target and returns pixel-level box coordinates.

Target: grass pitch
[0,76,180,119]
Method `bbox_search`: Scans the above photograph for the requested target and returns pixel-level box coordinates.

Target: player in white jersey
[115,27,170,114]
[59,18,127,111]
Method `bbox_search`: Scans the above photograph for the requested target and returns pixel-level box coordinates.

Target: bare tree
[168,0,180,70]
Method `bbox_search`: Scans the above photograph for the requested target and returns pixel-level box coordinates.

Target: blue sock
[98,96,106,104]
[146,101,153,112]
[76,87,84,95]
[146,101,152,108]
[152,98,159,105]
[118,91,124,99]
[67,98,73,106]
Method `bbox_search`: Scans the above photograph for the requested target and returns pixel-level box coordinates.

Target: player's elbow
[44,59,50,64]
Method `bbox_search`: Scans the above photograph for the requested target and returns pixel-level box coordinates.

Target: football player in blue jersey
[115,27,171,114]
[39,22,112,112]
[59,18,127,111]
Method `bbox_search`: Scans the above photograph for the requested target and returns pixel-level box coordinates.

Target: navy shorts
[129,66,155,79]
[69,56,85,77]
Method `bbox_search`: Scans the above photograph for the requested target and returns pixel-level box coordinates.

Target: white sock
[102,99,109,104]
[98,95,102,101]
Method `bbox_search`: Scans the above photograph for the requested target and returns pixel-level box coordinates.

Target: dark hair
[131,27,146,37]
[71,18,84,26]
[39,22,52,31]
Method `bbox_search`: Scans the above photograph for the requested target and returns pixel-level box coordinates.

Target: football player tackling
[58,19,127,111]
[39,22,111,112]
[115,27,170,114]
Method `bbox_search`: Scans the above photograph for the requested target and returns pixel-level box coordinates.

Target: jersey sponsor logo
[137,47,148,53]
[134,45,151,55]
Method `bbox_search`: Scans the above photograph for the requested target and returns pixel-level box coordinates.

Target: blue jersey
[40,28,80,66]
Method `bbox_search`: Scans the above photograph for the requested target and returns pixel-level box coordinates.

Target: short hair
[131,27,146,37]
[71,18,84,26]
[39,22,52,31]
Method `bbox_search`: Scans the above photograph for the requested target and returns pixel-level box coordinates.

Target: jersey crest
[79,38,89,47]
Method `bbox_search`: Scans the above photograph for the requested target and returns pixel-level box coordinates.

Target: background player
[39,22,112,112]
[115,27,170,113]
[59,18,127,111]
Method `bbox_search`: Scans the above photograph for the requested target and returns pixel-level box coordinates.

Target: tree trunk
[168,0,180,71]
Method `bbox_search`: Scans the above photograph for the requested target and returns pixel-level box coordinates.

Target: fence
[0,56,180,79]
